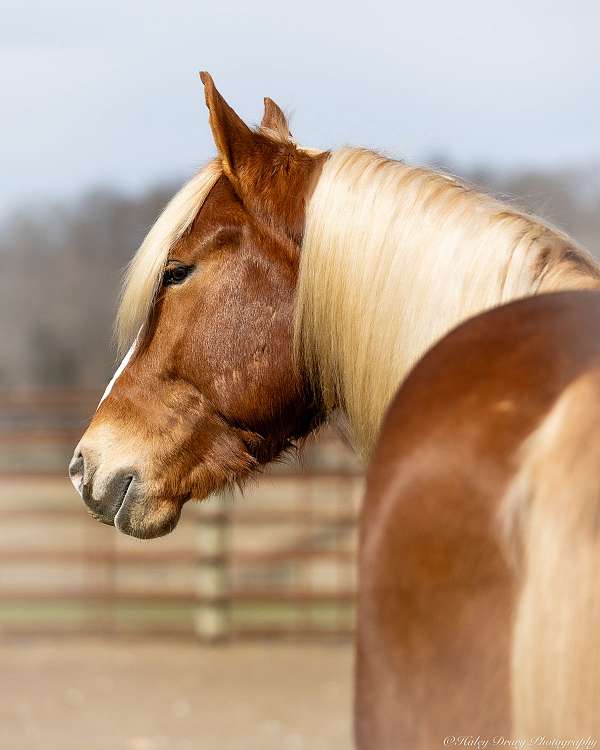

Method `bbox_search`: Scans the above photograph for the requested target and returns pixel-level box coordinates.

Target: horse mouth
[112,474,134,522]
[83,472,135,527]
[113,483,183,540]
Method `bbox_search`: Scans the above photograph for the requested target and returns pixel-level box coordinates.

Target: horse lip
[85,473,135,526]
[113,475,135,522]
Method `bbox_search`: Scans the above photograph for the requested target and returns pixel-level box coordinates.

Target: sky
[2,0,600,219]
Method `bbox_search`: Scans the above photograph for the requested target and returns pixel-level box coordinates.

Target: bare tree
[0,164,598,388]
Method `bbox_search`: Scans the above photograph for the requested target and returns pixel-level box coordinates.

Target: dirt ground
[0,638,354,750]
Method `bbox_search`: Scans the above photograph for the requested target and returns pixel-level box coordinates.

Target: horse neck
[296,147,600,457]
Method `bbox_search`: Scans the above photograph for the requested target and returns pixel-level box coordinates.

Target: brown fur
[357,290,600,748]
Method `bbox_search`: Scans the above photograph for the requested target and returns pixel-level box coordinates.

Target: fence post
[193,494,231,642]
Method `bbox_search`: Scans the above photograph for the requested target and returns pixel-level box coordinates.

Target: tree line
[1,162,599,388]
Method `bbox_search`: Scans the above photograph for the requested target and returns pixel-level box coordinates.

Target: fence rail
[0,390,362,640]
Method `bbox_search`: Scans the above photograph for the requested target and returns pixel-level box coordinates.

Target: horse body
[357,291,600,747]
[69,76,600,745]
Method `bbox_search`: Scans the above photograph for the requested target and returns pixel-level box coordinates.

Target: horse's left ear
[261,97,292,140]
[200,72,259,181]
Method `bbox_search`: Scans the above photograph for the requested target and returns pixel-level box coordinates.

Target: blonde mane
[295,147,600,456]
[115,142,599,459]
[116,160,222,353]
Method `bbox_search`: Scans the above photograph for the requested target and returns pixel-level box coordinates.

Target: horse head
[69,74,327,538]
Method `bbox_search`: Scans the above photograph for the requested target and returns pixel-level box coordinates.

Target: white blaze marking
[97,335,139,409]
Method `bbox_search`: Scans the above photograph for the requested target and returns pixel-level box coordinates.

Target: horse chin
[113,485,183,539]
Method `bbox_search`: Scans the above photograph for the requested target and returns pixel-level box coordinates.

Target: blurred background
[1,1,599,748]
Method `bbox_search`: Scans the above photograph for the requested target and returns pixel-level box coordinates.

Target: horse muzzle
[68,447,180,539]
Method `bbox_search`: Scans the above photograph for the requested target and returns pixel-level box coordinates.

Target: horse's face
[69,75,326,538]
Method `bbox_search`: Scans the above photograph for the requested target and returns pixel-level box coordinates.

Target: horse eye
[163,265,192,287]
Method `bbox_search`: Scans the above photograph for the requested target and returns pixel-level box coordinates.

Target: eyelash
[163,264,193,287]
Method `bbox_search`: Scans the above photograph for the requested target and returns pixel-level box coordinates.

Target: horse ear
[261,97,292,140]
[199,72,256,180]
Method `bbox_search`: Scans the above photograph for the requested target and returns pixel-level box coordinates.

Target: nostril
[68,451,85,494]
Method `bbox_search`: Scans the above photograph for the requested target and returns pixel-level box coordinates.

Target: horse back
[356,290,600,749]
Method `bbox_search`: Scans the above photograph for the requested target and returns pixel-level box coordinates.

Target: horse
[69,74,600,746]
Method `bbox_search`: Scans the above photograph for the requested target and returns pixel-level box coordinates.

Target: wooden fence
[0,390,363,640]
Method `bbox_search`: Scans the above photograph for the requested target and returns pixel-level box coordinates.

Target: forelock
[115,160,222,354]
